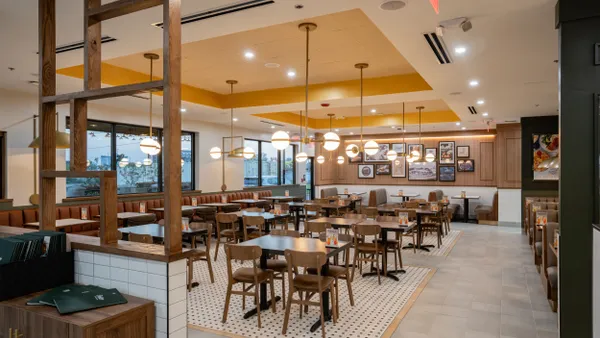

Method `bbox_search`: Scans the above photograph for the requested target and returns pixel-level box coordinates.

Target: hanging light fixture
[271,130,290,150]
[387,149,398,161]
[323,114,340,151]
[139,53,161,156]
[296,110,308,163]
[143,158,152,166]
[118,157,129,168]
[350,63,378,157]
[411,106,431,164]
[28,113,70,149]
[317,155,325,164]
[209,147,222,159]
[337,155,345,164]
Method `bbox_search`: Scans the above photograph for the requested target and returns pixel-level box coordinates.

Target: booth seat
[427,190,461,220]
[532,209,559,267]
[475,192,498,223]
[0,206,101,236]
[368,188,401,208]
[528,202,559,245]
[320,187,338,199]
[524,196,559,232]
[542,222,559,312]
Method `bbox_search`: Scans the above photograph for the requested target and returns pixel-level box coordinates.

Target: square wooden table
[24,218,98,230]
[197,203,239,212]
[451,195,480,223]
[118,223,207,247]
[94,212,154,227]
[263,196,301,203]
[226,210,290,233]
[230,199,267,206]
[310,217,363,230]
[390,192,420,202]
[238,235,350,332]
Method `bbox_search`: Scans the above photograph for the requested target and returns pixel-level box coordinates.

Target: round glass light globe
[346,144,359,158]
[364,140,379,156]
[406,155,415,163]
[425,153,435,162]
[411,149,420,159]
[296,152,308,163]
[86,160,91,167]
[271,130,290,150]
[181,159,185,165]
[135,161,142,168]
[243,147,255,159]
[316,155,325,164]
[337,156,345,164]
[387,150,398,161]
[323,132,340,151]
[140,137,161,155]
[118,158,129,168]
[143,158,152,166]
[209,147,222,159]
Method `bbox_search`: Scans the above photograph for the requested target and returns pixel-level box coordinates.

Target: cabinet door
[20,310,69,338]
[0,305,19,338]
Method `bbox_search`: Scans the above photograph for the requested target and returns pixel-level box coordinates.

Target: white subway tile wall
[74,250,188,338]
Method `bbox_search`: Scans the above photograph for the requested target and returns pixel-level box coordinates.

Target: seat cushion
[306,265,347,278]
[547,266,558,288]
[233,267,271,283]
[534,242,542,257]
[293,274,334,290]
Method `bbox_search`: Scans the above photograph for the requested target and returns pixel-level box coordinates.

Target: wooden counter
[0,291,154,338]
[0,226,193,262]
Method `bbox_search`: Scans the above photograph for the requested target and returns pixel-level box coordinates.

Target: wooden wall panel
[479,142,495,181]
[496,123,522,188]
[505,138,521,182]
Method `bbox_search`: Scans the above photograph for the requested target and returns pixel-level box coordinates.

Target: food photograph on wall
[533,134,559,180]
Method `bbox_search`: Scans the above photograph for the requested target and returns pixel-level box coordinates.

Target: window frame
[244,138,296,187]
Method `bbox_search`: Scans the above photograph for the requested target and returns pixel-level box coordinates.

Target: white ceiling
[0,0,558,135]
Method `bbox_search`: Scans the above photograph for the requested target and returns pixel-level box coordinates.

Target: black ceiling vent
[468,106,478,115]
[56,36,117,54]
[423,32,452,65]
[152,0,275,28]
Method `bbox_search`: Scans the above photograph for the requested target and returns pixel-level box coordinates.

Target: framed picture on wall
[456,146,470,158]
[439,166,456,182]
[533,134,559,181]
[439,141,455,164]
[365,143,390,162]
[376,164,391,175]
[407,144,424,158]
[358,164,375,179]
[457,159,475,172]
[425,148,437,161]
[391,143,405,155]
[392,156,406,178]
[408,161,437,181]
[349,152,363,163]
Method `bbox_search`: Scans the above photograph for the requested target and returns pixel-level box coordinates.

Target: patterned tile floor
[188,223,558,338]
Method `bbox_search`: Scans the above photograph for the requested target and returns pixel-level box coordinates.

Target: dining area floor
[187,222,558,338]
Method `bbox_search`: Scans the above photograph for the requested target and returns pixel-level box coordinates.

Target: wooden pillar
[39,0,57,231]
[99,173,118,245]
[69,99,87,171]
[162,0,182,255]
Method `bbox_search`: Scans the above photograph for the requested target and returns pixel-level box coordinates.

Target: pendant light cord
[230,82,234,151]
[360,67,364,149]
[149,58,153,137]
[304,25,310,144]
[402,102,405,154]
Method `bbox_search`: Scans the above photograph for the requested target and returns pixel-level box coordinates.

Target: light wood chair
[128,233,153,244]
[214,213,241,261]
[243,215,266,241]
[265,228,300,310]
[351,223,383,285]
[222,244,276,329]
[244,207,264,212]
[404,201,419,209]
[304,221,329,239]
[360,206,379,219]
[187,223,214,289]
[376,215,404,271]
[270,229,301,237]
[395,208,418,253]
[272,203,291,230]
[282,249,337,338]
[304,204,323,222]
[421,210,443,248]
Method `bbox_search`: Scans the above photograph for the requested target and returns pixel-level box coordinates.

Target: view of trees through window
[243,139,295,187]
[65,119,194,197]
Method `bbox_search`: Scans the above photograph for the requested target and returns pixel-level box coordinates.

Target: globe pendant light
[337,155,345,164]
[317,155,325,164]
[271,130,290,150]
[140,53,161,156]
[143,158,152,166]
[346,144,359,158]
[296,151,308,163]
[387,150,398,161]
[294,22,317,163]
[323,114,340,151]
[118,157,129,168]
[296,109,308,163]
[353,63,378,156]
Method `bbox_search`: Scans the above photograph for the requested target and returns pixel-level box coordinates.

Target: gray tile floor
[188,223,558,338]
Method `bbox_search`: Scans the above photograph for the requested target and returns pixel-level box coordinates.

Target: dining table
[357,219,416,281]
[451,195,480,223]
[94,212,155,227]
[226,210,290,233]
[287,201,308,231]
[336,191,366,197]
[390,192,420,202]
[401,208,443,252]
[262,196,302,203]
[238,235,350,332]
[118,223,208,247]
[309,216,363,230]
[230,199,267,207]
[197,202,239,212]
[316,200,353,217]
[24,218,98,230]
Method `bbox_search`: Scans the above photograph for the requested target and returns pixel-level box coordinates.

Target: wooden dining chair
[214,213,241,261]
[376,215,404,271]
[304,221,329,239]
[395,208,418,253]
[304,204,323,222]
[242,215,266,241]
[282,249,337,338]
[351,223,383,285]
[222,244,276,329]
[244,207,264,212]
[360,206,379,219]
[270,229,301,237]
[273,203,291,230]
[187,223,214,289]
[421,210,443,248]
[128,233,153,244]
[404,200,419,209]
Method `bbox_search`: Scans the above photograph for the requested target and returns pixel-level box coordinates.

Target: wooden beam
[41,170,116,178]
[162,0,182,256]
[85,0,102,90]
[70,99,87,171]
[39,0,57,231]
[88,0,163,24]
[42,80,163,104]
[99,175,118,245]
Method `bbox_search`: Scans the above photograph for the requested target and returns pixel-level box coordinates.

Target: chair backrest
[284,249,327,270]
[352,223,381,237]
[404,201,419,209]
[189,222,212,250]
[320,187,338,198]
[216,213,238,224]
[314,198,331,204]
[270,229,301,238]
[360,206,379,219]
[245,207,264,212]
[224,244,262,282]
[395,208,417,219]
[305,204,322,212]
[344,213,367,220]
[305,221,329,236]
[427,190,444,202]
[377,215,398,222]
[243,215,265,240]
[275,203,289,212]
[129,233,153,244]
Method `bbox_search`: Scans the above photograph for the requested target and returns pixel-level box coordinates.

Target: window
[243,139,296,187]
[65,118,195,197]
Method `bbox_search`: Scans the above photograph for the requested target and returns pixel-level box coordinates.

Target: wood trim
[42,80,163,104]
[85,0,101,90]
[69,99,87,171]
[496,123,522,188]
[41,170,116,178]
[99,175,118,245]
[479,142,494,181]
[88,0,163,23]
[70,239,195,262]
[341,129,496,142]
[162,0,183,256]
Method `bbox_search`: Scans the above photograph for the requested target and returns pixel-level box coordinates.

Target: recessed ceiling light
[370,109,377,113]
[379,0,406,11]
[180,108,187,112]
[270,125,275,129]
[455,46,467,54]
[482,112,489,117]
[477,99,485,105]
[232,117,238,122]
[461,127,467,130]
[244,51,255,59]
[469,80,479,87]
[456,122,461,126]
[265,63,280,68]
[287,70,296,78]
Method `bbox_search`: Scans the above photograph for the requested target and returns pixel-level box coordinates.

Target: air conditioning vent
[423,32,452,64]
[152,0,275,28]
[260,120,284,128]
[56,36,117,54]
[468,106,478,115]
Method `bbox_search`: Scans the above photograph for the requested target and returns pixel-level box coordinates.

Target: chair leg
[334,279,339,320]
[214,235,220,261]
[242,282,246,310]
[206,254,215,284]
[398,238,404,269]
[412,233,416,253]
[331,283,338,324]
[299,291,304,319]
[270,279,276,313]
[282,286,294,335]
[281,273,286,310]
[255,283,261,329]
[319,290,326,338]
[187,259,193,292]
[346,275,355,306]
[222,283,232,323]
[376,251,381,285]
[350,249,359,282]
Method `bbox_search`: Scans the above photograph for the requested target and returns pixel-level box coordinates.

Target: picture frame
[365,143,390,162]
[349,152,363,164]
[358,164,375,179]
[456,146,470,158]
[533,134,559,181]
[391,156,406,178]
[425,148,437,161]
[407,144,424,158]
[376,164,391,175]
[439,166,456,182]
[391,143,405,155]
[408,161,437,181]
[457,159,475,172]
[439,141,455,164]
